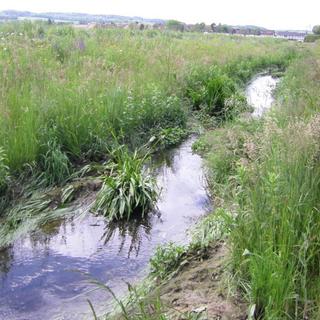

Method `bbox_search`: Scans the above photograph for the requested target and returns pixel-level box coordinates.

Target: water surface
[246,74,279,117]
[0,138,209,320]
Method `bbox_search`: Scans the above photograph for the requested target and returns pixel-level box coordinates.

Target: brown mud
[155,242,247,320]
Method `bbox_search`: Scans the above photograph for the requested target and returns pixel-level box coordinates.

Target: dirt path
[158,242,247,320]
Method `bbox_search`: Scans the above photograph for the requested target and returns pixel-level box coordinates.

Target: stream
[0,74,278,320]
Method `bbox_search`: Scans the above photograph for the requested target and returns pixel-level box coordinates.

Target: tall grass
[203,43,320,318]
[0,147,9,193]
[0,21,297,189]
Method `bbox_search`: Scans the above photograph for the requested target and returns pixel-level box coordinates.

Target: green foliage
[158,127,188,148]
[40,139,71,185]
[304,34,320,43]
[185,51,292,122]
[124,88,187,146]
[202,50,320,318]
[191,208,232,250]
[166,20,185,32]
[0,190,70,247]
[186,66,237,118]
[0,22,297,187]
[312,25,320,35]
[224,53,294,84]
[93,145,158,220]
[192,138,209,154]
[88,279,168,320]
[150,242,186,280]
[0,147,9,194]
[51,40,71,63]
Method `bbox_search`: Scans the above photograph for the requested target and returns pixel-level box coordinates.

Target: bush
[124,88,187,146]
[93,145,158,220]
[304,34,320,43]
[158,127,188,148]
[312,25,320,35]
[187,66,236,117]
[186,65,254,122]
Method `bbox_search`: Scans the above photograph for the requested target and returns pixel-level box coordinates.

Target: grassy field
[0,22,296,188]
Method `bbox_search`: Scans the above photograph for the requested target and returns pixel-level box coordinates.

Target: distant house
[275,31,307,41]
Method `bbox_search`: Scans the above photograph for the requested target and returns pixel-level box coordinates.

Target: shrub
[185,66,252,121]
[312,25,320,35]
[158,127,188,148]
[304,34,320,43]
[93,145,158,220]
[124,88,187,146]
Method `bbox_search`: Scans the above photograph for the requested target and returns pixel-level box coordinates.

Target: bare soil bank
[156,242,247,320]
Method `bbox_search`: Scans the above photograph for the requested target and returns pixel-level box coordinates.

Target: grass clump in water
[93,144,158,221]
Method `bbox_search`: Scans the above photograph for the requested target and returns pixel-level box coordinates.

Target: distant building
[275,31,307,41]
[17,16,48,22]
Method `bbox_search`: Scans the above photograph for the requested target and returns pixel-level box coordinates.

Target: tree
[312,25,320,34]
[198,22,206,32]
[191,22,206,32]
[211,23,216,32]
[166,20,185,32]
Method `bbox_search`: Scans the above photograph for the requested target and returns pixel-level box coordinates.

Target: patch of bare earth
[159,241,247,320]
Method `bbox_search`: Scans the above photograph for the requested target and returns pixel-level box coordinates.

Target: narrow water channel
[246,74,279,117]
[0,74,279,320]
[0,138,209,320]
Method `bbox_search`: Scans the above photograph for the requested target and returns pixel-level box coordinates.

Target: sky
[0,0,319,30]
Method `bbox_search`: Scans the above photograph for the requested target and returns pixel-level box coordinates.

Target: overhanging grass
[202,44,320,319]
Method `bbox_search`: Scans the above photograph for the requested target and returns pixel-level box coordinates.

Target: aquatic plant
[93,145,158,220]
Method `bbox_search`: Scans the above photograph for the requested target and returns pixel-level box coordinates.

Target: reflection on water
[0,137,209,320]
[0,246,13,275]
[246,74,279,118]
[102,214,155,258]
